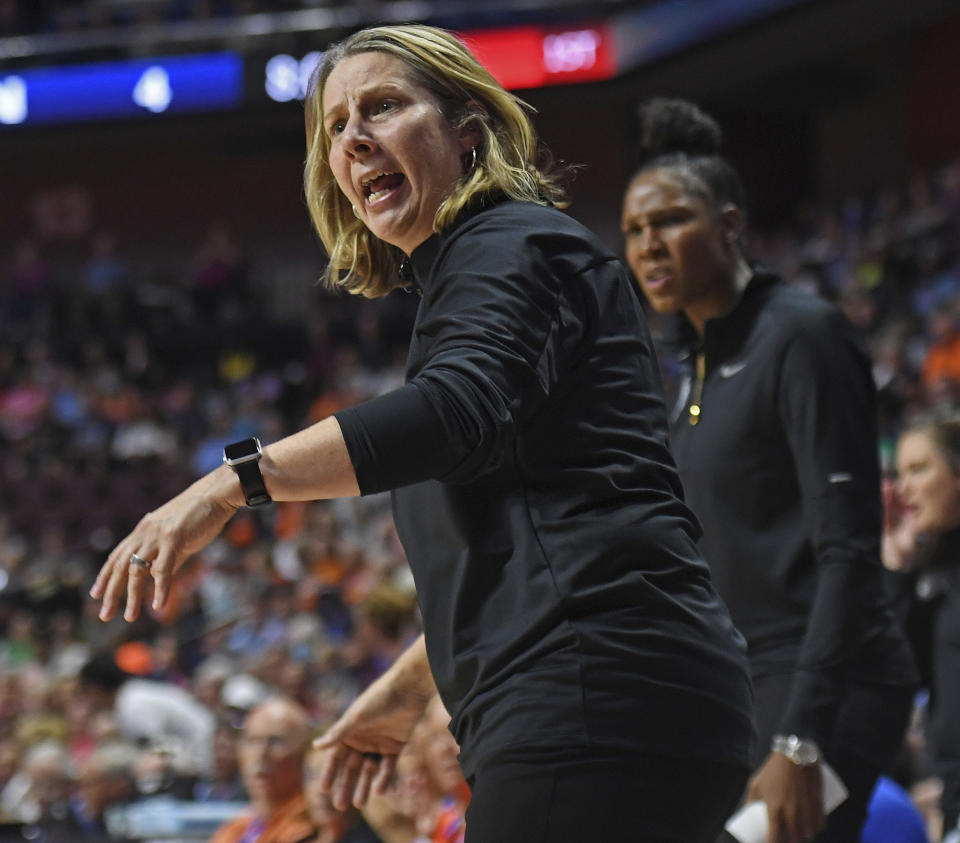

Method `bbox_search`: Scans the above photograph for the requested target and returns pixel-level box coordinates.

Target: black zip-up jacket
[335,199,754,777]
[667,271,917,755]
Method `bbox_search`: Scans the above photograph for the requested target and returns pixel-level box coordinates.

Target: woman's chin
[644,294,681,316]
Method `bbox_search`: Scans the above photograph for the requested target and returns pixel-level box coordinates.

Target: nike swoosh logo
[719,362,747,378]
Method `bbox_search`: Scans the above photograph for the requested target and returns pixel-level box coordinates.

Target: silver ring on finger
[129,552,152,571]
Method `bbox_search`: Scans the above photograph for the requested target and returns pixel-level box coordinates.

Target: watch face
[224,438,260,462]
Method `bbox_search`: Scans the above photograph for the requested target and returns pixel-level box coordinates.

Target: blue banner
[0,52,243,128]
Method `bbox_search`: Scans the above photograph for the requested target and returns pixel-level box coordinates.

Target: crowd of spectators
[0,212,430,838]
[0,150,958,839]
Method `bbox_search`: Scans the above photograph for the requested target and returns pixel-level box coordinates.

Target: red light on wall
[458,23,616,90]
[459,27,545,90]
[542,25,616,83]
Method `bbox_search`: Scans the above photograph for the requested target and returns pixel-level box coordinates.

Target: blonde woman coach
[92,25,754,842]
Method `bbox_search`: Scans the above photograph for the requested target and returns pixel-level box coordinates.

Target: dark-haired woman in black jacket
[621,98,918,843]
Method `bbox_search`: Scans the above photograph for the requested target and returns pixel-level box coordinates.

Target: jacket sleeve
[775,306,886,748]
[335,221,577,495]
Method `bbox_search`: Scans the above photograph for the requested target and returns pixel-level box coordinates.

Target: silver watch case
[772,734,821,766]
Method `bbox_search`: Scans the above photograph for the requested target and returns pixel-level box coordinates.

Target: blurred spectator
[191,220,248,323]
[110,405,178,463]
[79,231,130,333]
[72,743,138,838]
[79,651,216,778]
[196,541,258,625]
[131,743,197,799]
[192,653,237,714]
[0,739,72,823]
[210,696,315,843]
[922,301,960,393]
[148,630,190,688]
[1,609,38,667]
[226,584,290,660]
[6,239,52,328]
[0,361,51,443]
[192,397,244,475]
[62,690,98,768]
[194,720,247,802]
[47,609,92,680]
[221,672,272,722]
[341,584,420,688]
[0,736,21,817]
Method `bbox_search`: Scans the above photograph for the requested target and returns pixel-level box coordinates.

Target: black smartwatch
[222,437,272,507]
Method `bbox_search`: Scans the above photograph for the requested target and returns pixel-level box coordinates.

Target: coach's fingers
[373,754,396,795]
[352,756,382,808]
[124,554,154,622]
[332,749,366,812]
[150,545,178,612]
[96,546,134,621]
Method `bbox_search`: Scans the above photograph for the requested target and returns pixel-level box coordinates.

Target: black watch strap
[234,459,272,507]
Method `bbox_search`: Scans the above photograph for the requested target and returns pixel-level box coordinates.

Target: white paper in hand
[724,762,848,843]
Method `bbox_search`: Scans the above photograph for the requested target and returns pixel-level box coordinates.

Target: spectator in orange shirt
[922,302,960,392]
[210,696,316,843]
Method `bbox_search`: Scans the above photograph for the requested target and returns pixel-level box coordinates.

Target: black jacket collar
[406,193,510,290]
[664,268,780,359]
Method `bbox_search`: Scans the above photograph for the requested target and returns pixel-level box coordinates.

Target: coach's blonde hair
[304,24,568,297]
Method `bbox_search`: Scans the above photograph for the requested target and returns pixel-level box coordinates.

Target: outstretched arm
[314,634,436,810]
[90,415,360,621]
